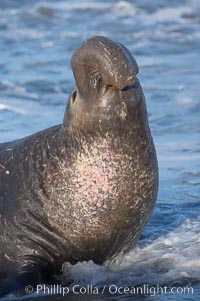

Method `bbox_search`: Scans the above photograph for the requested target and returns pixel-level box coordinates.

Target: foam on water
[147,6,192,23]
[176,97,199,107]
[2,214,199,300]
[62,215,200,287]
[45,1,111,11]
[0,103,26,115]
[113,1,137,18]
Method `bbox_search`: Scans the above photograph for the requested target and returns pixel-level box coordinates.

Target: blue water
[0,0,200,300]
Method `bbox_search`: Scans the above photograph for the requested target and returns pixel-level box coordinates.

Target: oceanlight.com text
[25,283,194,297]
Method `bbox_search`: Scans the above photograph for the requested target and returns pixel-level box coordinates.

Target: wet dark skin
[0,36,158,295]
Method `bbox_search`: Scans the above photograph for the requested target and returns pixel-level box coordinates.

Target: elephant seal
[0,36,158,294]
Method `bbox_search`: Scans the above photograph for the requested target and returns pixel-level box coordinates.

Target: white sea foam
[35,1,111,12]
[41,41,54,48]
[1,217,199,300]
[176,97,199,107]
[113,1,137,18]
[112,2,195,25]
[0,103,26,115]
[61,217,200,287]
[0,81,27,94]
[0,104,8,111]
[150,7,192,23]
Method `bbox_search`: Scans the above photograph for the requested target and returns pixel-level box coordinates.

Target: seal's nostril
[72,90,77,104]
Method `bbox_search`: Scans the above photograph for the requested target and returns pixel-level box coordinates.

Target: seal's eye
[71,90,77,104]
[90,75,102,90]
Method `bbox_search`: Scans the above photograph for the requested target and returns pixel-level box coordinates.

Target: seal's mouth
[121,84,136,91]
[68,77,141,119]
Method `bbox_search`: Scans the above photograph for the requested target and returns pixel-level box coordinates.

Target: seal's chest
[44,144,138,241]
[68,147,134,211]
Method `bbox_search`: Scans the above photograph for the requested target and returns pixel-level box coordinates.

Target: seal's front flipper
[0,265,50,297]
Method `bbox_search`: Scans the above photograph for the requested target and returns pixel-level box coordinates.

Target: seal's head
[63,36,144,136]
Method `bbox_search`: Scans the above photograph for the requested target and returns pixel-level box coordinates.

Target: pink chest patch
[71,146,129,208]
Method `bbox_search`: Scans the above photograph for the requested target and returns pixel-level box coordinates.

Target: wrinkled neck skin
[60,80,151,160]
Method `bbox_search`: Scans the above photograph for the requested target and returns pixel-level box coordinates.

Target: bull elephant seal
[0,36,158,294]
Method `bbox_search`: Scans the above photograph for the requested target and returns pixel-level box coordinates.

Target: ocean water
[0,0,200,300]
